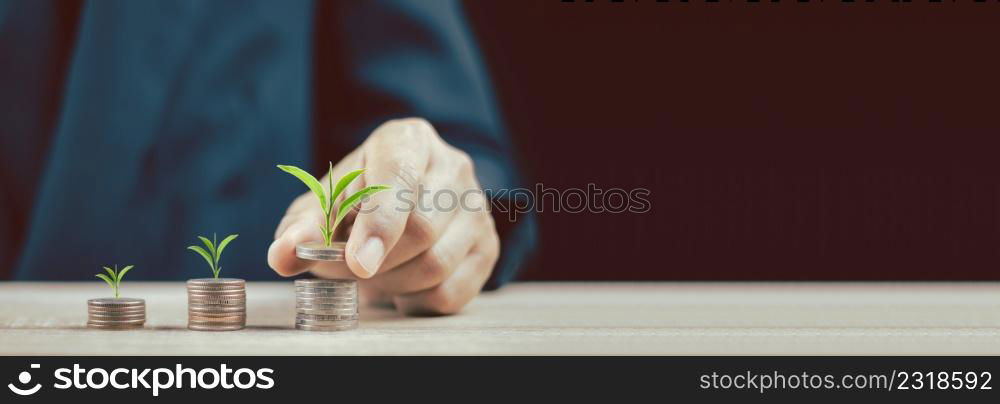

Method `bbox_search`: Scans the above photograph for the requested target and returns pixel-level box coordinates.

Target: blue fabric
[3,0,533,282]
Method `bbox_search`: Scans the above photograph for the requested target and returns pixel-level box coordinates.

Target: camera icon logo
[7,364,42,396]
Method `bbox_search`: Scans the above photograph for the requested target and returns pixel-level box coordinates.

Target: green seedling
[187,233,239,279]
[95,264,134,299]
[277,163,390,247]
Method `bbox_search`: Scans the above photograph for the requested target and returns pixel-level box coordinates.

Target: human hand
[268,118,500,315]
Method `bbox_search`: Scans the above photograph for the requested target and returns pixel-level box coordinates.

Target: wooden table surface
[1,282,998,355]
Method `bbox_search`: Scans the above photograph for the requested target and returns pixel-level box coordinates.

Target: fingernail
[356,237,384,276]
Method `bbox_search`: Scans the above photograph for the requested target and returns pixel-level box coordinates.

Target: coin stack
[87,298,146,330]
[187,278,246,331]
[295,241,345,261]
[295,279,358,331]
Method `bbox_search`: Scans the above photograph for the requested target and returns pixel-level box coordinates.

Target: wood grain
[1,282,998,355]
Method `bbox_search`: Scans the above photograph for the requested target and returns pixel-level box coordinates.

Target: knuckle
[390,158,422,190]
[400,117,435,134]
[453,149,475,173]
[406,212,437,247]
[419,249,449,282]
[382,117,435,141]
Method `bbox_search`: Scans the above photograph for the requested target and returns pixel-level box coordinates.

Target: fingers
[372,210,482,295]
[267,214,323,277]
[345,119,433,279]
[392,231,499,316]
[376,159,463,273]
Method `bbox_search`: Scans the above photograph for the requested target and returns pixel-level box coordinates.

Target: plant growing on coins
[95,264,134,299]
[187,233,239,279]
[277,163,390,247]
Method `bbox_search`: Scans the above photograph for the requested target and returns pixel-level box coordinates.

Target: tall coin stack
[295,279,358,331]
[187,278,246,331]
[87,298,146,330]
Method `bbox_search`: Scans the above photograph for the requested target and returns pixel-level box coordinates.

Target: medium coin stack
[295,279,358,331]
[187,278,246,331]
[87,298,146,330]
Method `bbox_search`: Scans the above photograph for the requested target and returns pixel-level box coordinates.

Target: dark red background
[466,2,1000,280]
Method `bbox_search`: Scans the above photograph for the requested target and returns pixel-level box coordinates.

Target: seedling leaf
[280,164,390,247]
[103,266,117,279]
[332,168,365,206]
[95,273,114,289]
[116,265,134,283]
[277,165,327,213]
[334,185,391,228]
[188,245,215,273]
[216,234,239,262]
[198,236,217,257]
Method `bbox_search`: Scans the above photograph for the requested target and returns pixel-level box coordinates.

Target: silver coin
[295,301,358,308]
[187,297,246,303]
[296,294,355,300]
[296,308,357,316]
[188,303,246,309]
[88,322,144,330]
[295,294,357,301]
[88,312,146,320]
[188,319,246,325]
[86,318,146,326]
[188,293,247,299]
[295,288,357,294]
[187,291,246,297]
[295,296,358,303]
[188,306,246,312]
[295,303,358,310]
[188,302,246,307]
[297,298,357,304]
[188,323,245,331]
[188,299,245,304]
[296,302,358,309]
[296,304,357,310]
[188,297,246,303]
[297,313,359,321]
[296,293,357,299]
[295,322,358,332]
[188,315,245,320]
[296,321,358,328]
[295,282,357,289]
[87,303,147,310]
[88,298,145,307]
[187,278,246,286]
[296,287,357,293]
[87,308,146,316]
[188,311,246,318]
[296,295,357,300]
[295,241,346,261]
[294,278,356,287]
[186,283,245,288]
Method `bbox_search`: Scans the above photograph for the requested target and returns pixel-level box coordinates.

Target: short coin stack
[87,298,146,330]
[295,241,346,261]
[187,278,246,331]
[295,279,358,331]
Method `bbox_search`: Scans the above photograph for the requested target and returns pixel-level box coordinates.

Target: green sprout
[187,233,238,279]
[277,163,390,247]
[95,264,134,299]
